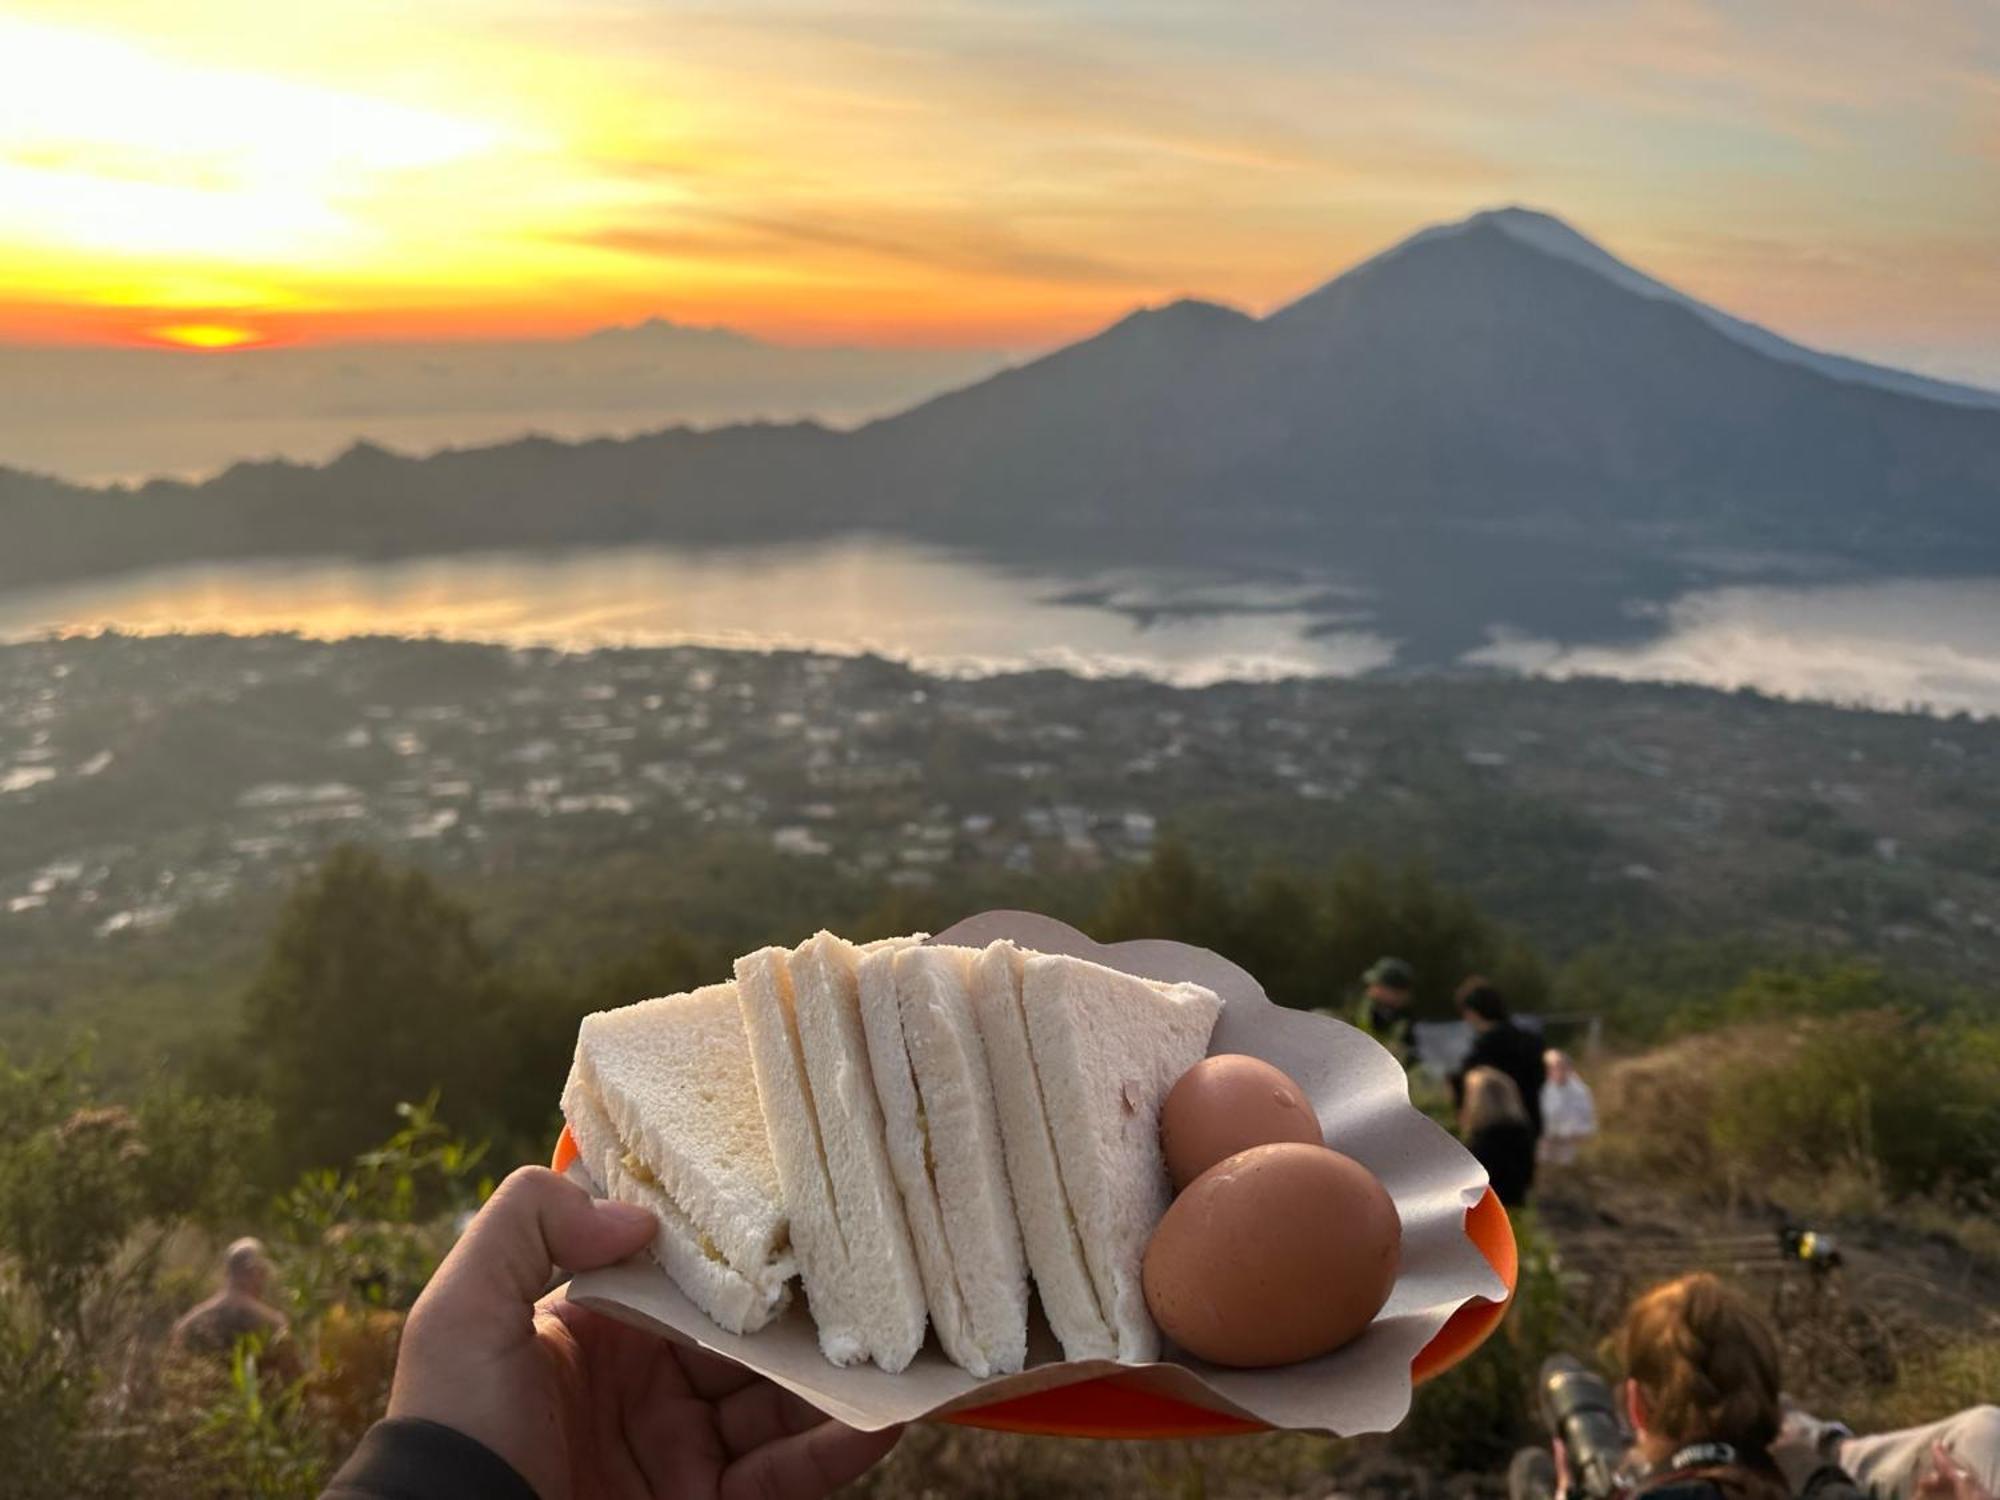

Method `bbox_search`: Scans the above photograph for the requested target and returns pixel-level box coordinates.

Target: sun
[148,322,266,350]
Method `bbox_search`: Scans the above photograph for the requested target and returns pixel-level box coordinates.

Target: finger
[715,1379,829,1458]
[1931,1442,1971,1483]
[722,1419,903,1500]
[674,1343,769,1402]
[419,1166,655,1330]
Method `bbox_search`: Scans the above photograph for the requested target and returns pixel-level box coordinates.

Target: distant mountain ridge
[4,207,1998,655]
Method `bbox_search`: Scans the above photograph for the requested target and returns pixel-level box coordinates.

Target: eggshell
[1142,1142,1401,1368]
[1160,1053,1324,1192]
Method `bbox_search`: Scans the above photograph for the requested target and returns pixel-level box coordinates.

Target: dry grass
[846,1425,1342,1500]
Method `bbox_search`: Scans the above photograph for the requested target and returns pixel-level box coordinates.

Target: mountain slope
[1365,207,2000,411]
[1255,221,2000,547]
[3,209,1997,598]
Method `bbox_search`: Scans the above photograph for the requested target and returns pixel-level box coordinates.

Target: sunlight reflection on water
[2,542,1996,714]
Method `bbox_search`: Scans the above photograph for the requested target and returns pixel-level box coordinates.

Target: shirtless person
[171,1236,292,1366]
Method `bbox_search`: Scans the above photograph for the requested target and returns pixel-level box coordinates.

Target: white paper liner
[563,910,1507,1436]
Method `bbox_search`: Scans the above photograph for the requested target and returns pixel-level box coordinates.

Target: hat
[1363,956,1415,990]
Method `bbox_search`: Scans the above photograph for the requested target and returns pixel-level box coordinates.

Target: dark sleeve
[1453,1032,1496,1098]
[321,1418,540,1500]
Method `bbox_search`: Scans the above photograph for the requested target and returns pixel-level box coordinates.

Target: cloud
[566,205,1142,287]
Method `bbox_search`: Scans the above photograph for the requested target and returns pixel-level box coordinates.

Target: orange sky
[2,1,1997,377]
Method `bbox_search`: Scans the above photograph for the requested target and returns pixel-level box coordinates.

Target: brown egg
[1142,1142,1401,1368]
[1160,1053,1323,1192]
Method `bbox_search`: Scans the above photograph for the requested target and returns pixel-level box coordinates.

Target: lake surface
[1,541,1996,715]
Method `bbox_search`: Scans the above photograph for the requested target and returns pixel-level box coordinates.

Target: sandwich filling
[560,1072,794,1332]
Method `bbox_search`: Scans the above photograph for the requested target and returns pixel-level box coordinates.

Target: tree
[1319,853,1547,1019]
[1096,843,1549,1018]
[1093,839,1240,956]
[239,846,509,1173]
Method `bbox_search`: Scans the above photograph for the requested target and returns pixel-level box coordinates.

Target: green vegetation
[6,834,1996,1496]
[0,1060,485,1500]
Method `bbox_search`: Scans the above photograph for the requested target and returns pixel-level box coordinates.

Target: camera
[1509,1354,1635,1500]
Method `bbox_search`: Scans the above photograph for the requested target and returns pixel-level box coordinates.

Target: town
[3,633,1996,1040]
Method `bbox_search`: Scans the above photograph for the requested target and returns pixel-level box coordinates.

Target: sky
[1,0,1996,382]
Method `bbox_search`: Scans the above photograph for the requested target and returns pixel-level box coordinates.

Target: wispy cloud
[0,0,1993,363]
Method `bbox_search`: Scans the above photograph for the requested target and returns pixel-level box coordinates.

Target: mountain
[847,211,2000,554]
[1443,207,2000,411]
[4,208,1998,649]
[0,320,1006,484]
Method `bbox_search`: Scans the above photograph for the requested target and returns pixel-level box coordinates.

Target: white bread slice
[560,1071,791,1333]
[1021,953,1222,1363]
[889,944,1029,1375]
[569,983,786,1278]
[857,946,983,1373]
[735,944,866,1365]
[969,941,1118,1360]
[789,932,929,1372]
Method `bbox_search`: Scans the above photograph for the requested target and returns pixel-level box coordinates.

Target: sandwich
[560,983,793,1334]
[969,940,1118,1361]
[858,943,1030,1377]
[1016,952,1222,1363]
[564,929,1222,1374]
[734,933,931,1371]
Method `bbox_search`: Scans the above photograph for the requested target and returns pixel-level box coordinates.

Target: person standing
[1460,1067,1537,1208]
[1353,956,1417,1065]
[1450,978,1547,1140]
[1539,1048,1598,1165]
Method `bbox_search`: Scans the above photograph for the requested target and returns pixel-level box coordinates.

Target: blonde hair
[1616,1273,1782,1457]
[1459,1066,1527,1133]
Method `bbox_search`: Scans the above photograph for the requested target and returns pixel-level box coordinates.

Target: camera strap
[1667,1442,1740,1472]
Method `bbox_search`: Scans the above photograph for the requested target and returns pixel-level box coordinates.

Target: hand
[389,1167,903,1500]
[1918,1440,1996,1500]
[1551,1436,1570,1500]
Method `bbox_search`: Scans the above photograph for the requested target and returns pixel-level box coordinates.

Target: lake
[1,540,1996,716]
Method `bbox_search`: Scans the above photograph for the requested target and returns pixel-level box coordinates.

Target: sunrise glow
[0,1,1995,369]
[145,323,266,350]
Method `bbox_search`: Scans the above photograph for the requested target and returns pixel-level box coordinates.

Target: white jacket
[1541,1076,1597,1141]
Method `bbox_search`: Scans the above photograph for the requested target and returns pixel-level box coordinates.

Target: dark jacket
[1353,995,1415,1065]
[1466,1119,1537,1208]
[1454,1021,1547,1137]
[323,1419,535,1500]
[1630,1443,1798,1500]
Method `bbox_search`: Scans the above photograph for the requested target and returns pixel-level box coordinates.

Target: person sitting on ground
[1461,1066,1537,1208]
[171,1236,294,1370]
[1616,1271,1843,1500]
[1451,977,1547,1139]
[1539,1048,1598,1166]
[321,1166,900,1500]
[1779,1400,1999,1500]
[1353,955,1417,1065]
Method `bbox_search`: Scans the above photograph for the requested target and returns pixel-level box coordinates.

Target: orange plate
[552,1123,1516,1438]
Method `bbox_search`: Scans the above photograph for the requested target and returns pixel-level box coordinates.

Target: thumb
[421,1166,656,1329]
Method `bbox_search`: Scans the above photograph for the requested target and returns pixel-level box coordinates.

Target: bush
[0,1057,484,1500]
[1709,1012,2000,1203]
[1596,1011,2000,1207]
[1394,1209,1572,1473]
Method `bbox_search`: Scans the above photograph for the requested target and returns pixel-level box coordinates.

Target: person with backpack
[1510,1272,1870,1500]
[1460,1066,1537,1208]
[1450,977,1547,1140]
